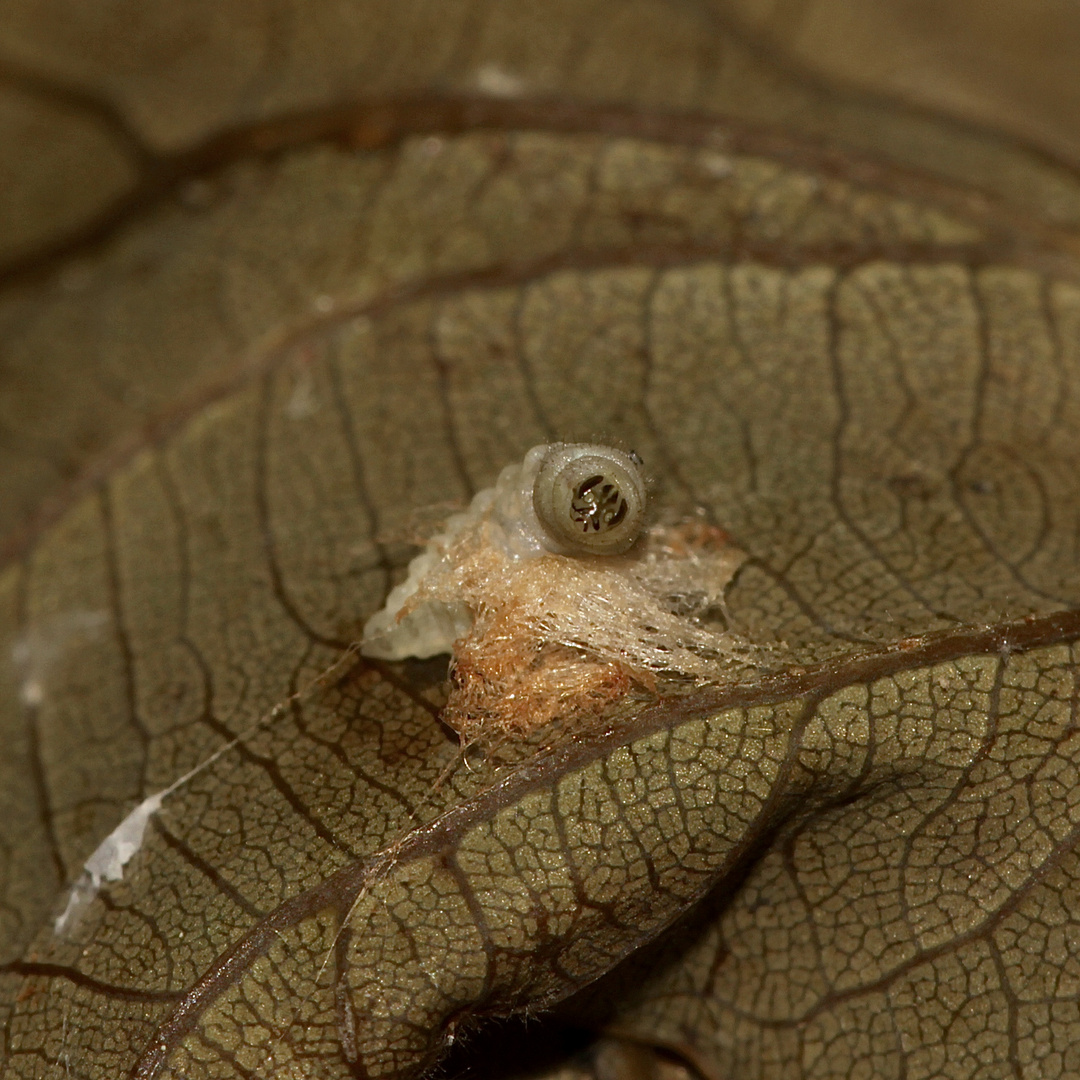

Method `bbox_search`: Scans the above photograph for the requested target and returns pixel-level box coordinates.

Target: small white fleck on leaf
[475,64,526,98]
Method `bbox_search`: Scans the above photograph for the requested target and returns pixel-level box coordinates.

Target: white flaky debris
[52,738,240,938]
[54,792,165,936]
[48,652,356,938]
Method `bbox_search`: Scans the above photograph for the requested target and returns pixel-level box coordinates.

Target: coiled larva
[531,444,646,556]
[361,442,759,739]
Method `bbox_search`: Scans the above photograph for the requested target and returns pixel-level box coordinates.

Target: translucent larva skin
[361,444,647,659]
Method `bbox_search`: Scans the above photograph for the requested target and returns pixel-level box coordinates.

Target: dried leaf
[2,5,1080,1080]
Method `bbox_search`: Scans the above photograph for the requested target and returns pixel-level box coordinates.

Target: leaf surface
[2,6,1080,1080]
